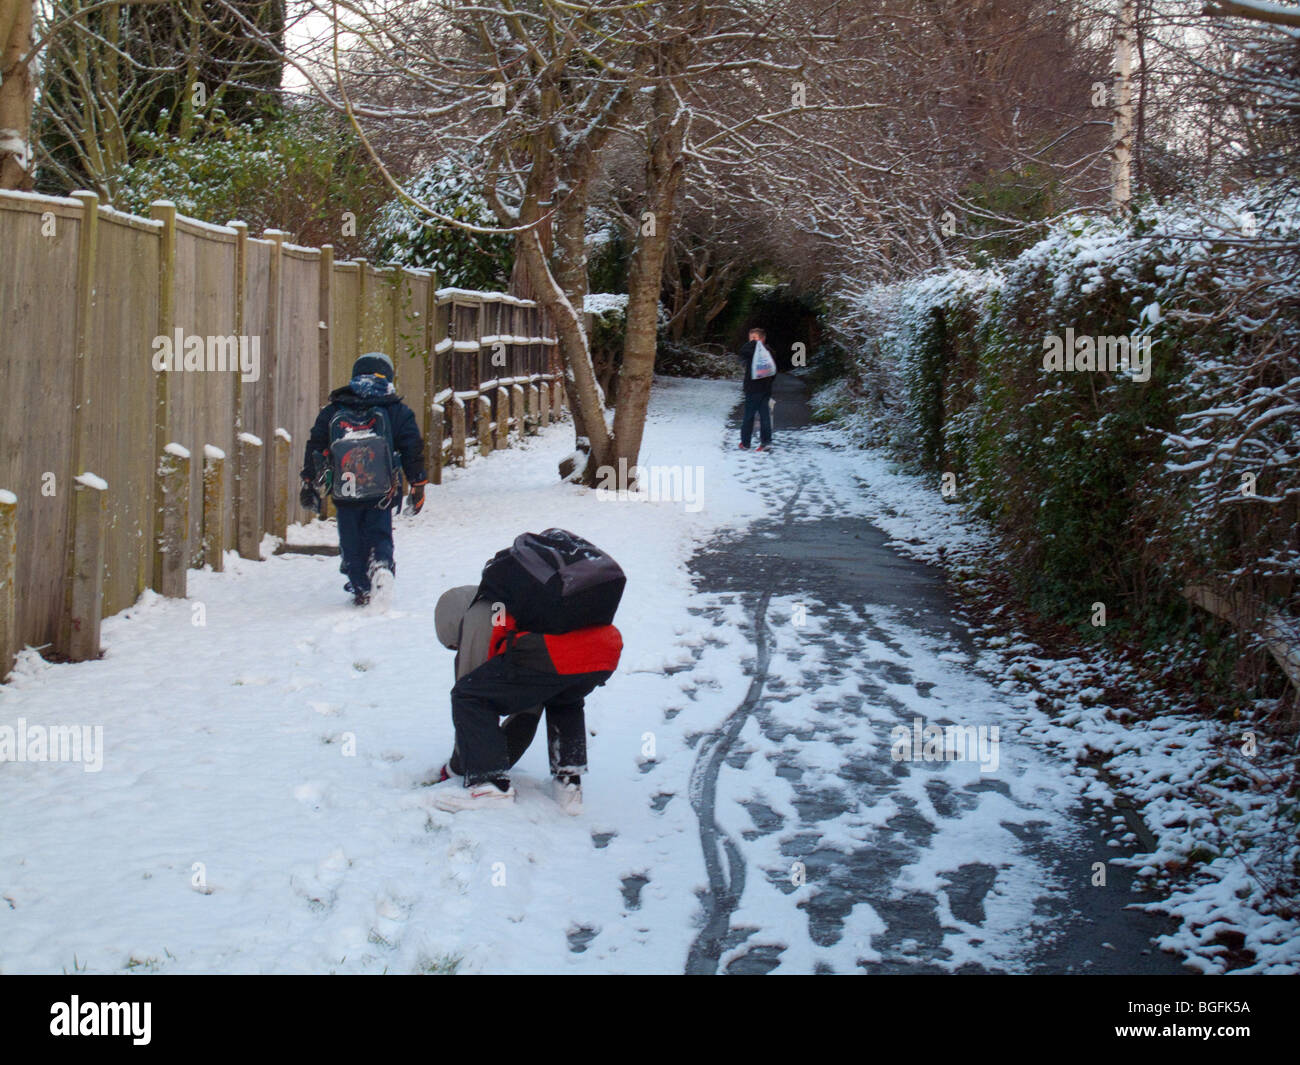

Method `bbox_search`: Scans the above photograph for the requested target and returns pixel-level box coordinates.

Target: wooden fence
[0,189,565,677]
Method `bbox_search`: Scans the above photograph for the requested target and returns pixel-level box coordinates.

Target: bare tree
[0,0,34,188]
[220,0,893,479]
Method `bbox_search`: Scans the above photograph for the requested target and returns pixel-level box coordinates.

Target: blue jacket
[302,385,426,504]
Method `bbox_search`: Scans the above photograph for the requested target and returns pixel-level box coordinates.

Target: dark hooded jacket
[301,384,426,504]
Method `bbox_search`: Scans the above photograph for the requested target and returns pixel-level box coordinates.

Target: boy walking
[300,352,427,606]
[737,326,777,451]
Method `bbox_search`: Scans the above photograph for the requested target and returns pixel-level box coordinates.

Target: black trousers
[448,710,541,778]
[336,504,394,593]
[450,653,612,786]
[740,391,773,447]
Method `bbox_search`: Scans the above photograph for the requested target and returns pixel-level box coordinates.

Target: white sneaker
[368,565,395,611]
[551,777,583,816]
[428,779,515,812]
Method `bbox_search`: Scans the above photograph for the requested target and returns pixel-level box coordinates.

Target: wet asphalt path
[681,374,1186,974]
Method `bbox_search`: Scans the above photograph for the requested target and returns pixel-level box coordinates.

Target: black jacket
[738,340,777,396]
[301,386,426,502]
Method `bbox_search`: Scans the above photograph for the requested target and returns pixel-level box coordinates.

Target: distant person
[737,326,777,451]
[299,352,426,606]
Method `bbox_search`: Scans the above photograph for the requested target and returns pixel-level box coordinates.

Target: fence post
[0,491,16,680]
[157,444,190,598]
[526,382,540,434]
[64,475,107,661]
[387,263,401,359]
[429,402,444,486]
[60,191,102,662]
[552,380,565,419]
[229,218,248,438]
[272,428,291,538]
[316,244,334,523]
[69,191,98,477]
[495,385,510,449]
[319,244,334,406]
[477,394,494,456]
[202,446,226,572]
[451,396,467,466]
[262,230,286,527]
[235,432,264,560]
[149,200,177,595]
[423,270,439,478]
[511,382,525,438]
[355,258,369,353]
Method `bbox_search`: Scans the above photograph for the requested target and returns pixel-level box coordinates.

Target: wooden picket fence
[0,188,566,678]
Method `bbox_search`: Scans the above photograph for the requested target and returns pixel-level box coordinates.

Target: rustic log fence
[0,189,565,678]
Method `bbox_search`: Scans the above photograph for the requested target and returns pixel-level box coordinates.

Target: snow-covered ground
[2,377,1295,974]
[1,379,762,974]
[798,421,1300,975]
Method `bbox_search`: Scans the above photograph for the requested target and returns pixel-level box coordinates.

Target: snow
[0,490,16,505]
[163,443,191,460]
[274,428,292,444]
[0,379,761,974]
[584,293,628,315]
[174,215,236,237]
[0,188,79,207]
[203,445,226,461]
[435,288,531,306]
[74,474,108,492]
[237,432,263,448]
[4,378,1294,974]
[798,418,1300,975]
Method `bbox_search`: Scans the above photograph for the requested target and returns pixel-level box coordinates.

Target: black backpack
[327,405,400,505]
[478,529,625,634]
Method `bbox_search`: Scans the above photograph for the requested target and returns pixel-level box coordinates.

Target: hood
[435,586,480,649]
[328,383,403,407]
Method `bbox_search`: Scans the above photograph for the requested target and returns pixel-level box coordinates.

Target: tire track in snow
[684,482,804,975]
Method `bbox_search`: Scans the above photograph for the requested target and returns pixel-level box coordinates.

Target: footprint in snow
[566,925,599,953]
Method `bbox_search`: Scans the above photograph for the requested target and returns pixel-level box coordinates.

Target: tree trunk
[611,60,687,473]
[515,221,612,475]
[0,0,34,190]
[1110,0,1135,214]
[552,173,595,443]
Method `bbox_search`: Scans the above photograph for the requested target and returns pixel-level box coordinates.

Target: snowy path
[0,377,1181,974]
[678,385,1183,973]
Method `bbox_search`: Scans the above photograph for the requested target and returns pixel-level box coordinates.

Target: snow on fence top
[74,473,108,492]
[435,287,536,307]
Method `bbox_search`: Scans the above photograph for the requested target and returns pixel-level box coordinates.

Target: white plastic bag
[751,340,777,380]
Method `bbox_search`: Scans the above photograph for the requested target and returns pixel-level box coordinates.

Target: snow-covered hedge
[823,195,1300,942]
[824,195,1300,689]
